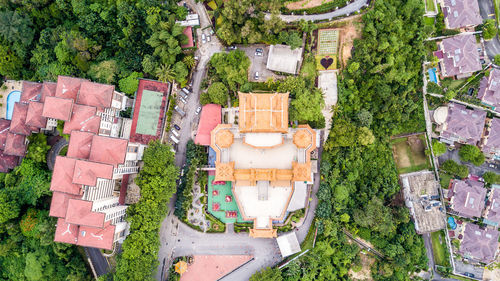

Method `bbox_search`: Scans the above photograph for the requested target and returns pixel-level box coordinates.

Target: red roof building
[40,82,56,102]
[20,81,42,103]
[42,96,74,121]
[54,218,79,244]
[50,156,82,195]
[0,119,11,150]
[65,199,106,228]
[67,131,94,159]
[10,103,31,135]
[25,102,47,128]
[77,222,116,250]
[195,104,221,146]
[55,76,88,101]
[63,104,100,135]
[4,133,26,156]
[77,81,115,111]
[181,26,195,48]
[0,151,18,173]
[72,160,113,186]
[49,191,81,218]
[89,135,128,167]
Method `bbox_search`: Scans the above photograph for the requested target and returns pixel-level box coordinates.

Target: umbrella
[174,260,188,275]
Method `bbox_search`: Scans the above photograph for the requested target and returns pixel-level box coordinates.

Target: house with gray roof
[481,118,500,160]
[478,69,500,112]
[440,0,482,29]
[436,34,481,78]
[450,179,486,219]
[440,103,486,145]
[484,185,500,227]
[459,223,499,264]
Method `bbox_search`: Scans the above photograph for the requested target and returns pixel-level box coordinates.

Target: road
[85,247,110,277]
[438,148,500,176]
[478,0,500,63]
[265,0,369,23]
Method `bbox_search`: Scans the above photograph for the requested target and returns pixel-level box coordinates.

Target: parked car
[174,124,181,130]
[228,46,237,50]
[255,50,263,56]
[481,58,486,64]
[489,163,497,169]
[209,29,214,35]
[207,35,211,42]
[180,97,187,104]
[254,72,259,80]
[467,88,474,96]
[201,34,206,44]
[195,106,202,115]
[464,273,474,278]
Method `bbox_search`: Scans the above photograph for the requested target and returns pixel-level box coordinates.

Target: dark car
[174,124,181,130]
[464,273,475,278]
[467,88,474,96]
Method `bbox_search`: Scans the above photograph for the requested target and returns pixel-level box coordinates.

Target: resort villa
[439,0,482,30]
[439,103,486,146]
[210,93,316,238]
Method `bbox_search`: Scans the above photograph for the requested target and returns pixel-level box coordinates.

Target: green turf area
[431,230,450,267]
[439,172,453,189]
[424,16,435,27]
[317,29,339,55]
[425,0,435,12]
[135,89,163,136]
[315,54,337,71]
[207,175,251,223]
[391,134,431,174]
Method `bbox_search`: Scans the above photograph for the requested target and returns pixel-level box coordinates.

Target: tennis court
[135,89,163,135]
[318,29,339,55]
[207,175,250,223]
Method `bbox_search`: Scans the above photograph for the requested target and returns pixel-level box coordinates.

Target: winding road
[265,0,370,23]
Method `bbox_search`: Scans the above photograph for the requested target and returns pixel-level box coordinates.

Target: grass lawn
[447,79,465,91]
[424,16,435,27]
[391,134,431,174]
[439,172,453,189]
[431,230,450,267]
[425,0,436,12]
[315,54,337,71]
[301,55,317,79]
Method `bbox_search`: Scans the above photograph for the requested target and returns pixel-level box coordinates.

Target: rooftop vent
[468,197,475,205]
[486,233,492,238]
[472,114,478,118]
[81,230,86,237]
[475,230,481,235]
[451,0,456,6]
[453,10,459,17]
[455,49,461,54]
[455,55,460,62]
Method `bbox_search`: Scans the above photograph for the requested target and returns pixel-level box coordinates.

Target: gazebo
[212,203,220,211]
[225,195,232,202]
[174,260,188,275]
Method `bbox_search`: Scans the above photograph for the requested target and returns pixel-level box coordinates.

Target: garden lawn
[431,230,450,267]
[439,172,453,189]
[424,16,435,27]
[391,135,431,174]
[425,0,436,12]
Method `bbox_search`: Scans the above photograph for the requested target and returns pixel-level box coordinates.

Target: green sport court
[207,175,251,223]
[135,89,163,135]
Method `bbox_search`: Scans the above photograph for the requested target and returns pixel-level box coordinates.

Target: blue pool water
[428,68,438,84]
[448,217,457,230]
[6,90,21,120]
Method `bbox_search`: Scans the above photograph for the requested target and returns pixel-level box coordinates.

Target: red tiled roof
[3,133,26,156]
[180,255,253,281]
[9,103,30,135]
[0,119,11,150]
[55,76,88,101]
[77,81,114,111]
[67,131,95,159]
[72,160,113,186]
[42,96,74,121]
[49,191,81,218]
[129,79,170,145]
[54,218,78,244]
[65,199,105,228]
[20,81,42,103]
[50,156,81,195]
[63,104,100,135]
[0,151,18,173]
[40,82,57,102]
[195,104,221,145]
[89,135,128,167]
[77,222,116,250]
[25,102,47,128]
[181,26,195,48]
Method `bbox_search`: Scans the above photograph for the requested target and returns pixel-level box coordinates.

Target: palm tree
[182,56,196,70]
[156,64,175,83]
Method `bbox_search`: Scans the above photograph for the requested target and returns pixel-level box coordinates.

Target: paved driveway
[265,0,369,22]
[85,247,110,277]
[454,260,484,280]
[438,148,500,176]
[237,44,279,82]
[478,0,500,63]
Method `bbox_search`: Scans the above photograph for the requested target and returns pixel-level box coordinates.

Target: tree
[156,64,175,83]
[316,201,332,219]
[250,267,283,281]
[207,82,229,106]
[444,89,456,100]
[483,171,500,184]
[173,61,188,84]
[357,127,375,146]
[88,60,118,84]
[432,140,447,156]
[495,54,500,66]
[459,144,485,166]
[356,109,373,127]
[118,72,143,96]
[482,19,497,41]
[26,134,50,163]
[0,43,22,78]
[441,159,469,178]
[0,10,34,47]
[183,55,195,69]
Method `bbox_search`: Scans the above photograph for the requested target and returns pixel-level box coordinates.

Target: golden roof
[292,162,312,182]
[215,129,234,148]
[174,261,188,275]
[249,227,277,238]
[238,92,289,133]
[214,162,235,182]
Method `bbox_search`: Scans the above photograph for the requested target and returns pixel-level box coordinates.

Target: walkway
[343,229,384,259]
[265,0,369,23]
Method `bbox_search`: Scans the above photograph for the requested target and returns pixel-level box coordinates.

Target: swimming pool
[428,68,438,84]
[448,216,457,230]
[6,90,21,120]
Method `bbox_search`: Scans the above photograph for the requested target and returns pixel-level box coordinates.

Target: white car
[195,106,202,115]
[201,34,206,44]
[254,72,259,80]
[207,35,211,42]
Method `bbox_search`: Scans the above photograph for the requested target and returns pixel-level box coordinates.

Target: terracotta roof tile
[451,179,486,218]
[89,135,128,167]
[42,96,74,121]
[441,103,486,145]
[0,119,11,150]
[459,223,499,263]
[72,160,113,186]
[77,81,114,111]
[55,76,88,101]
[195,104,221,146]
[50,156,81,195]
[67,131,95,159]
[3,133,26,156]
[40,82,56,102]
[442,0,482,29]
[9,103,30,135]
[0,151,18,172]
[77,223,116,250]
[49,191,81,218]
[483,118,500,155]
[20,81,42,103]
[25,102,47,128]
[63,104,100,135]
[65,199,105,228]
[54,218,78,245]
[440,35,481,77]
[238,93,289,133]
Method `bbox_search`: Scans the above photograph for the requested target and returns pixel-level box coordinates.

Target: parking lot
[237,44,283,82]
[454,260,484,280]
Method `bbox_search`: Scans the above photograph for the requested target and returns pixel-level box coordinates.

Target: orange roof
[63,104,100,135]
[65,199,105,228]
[89,135,128,167]
[195,104,221,146]
[180,255,253,281]
[50,157,81,195]
[77,81,114,110]
[25,102,47,128]
[55,76,88,101]
[49,191,80,218]
[54,218,78,244]
[40,81,56,102]
[42,96,74,121]
[67,131,94,159]
[3,133,26,156]
[72,160,113,186]
[77,222,116,250]
[238,92,289,133]
[20,81,42,103]
[249,228,277,238]
[9,103,30,135]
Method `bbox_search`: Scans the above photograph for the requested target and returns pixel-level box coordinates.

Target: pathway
[265,0,369,23]
[343,229,385,259]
